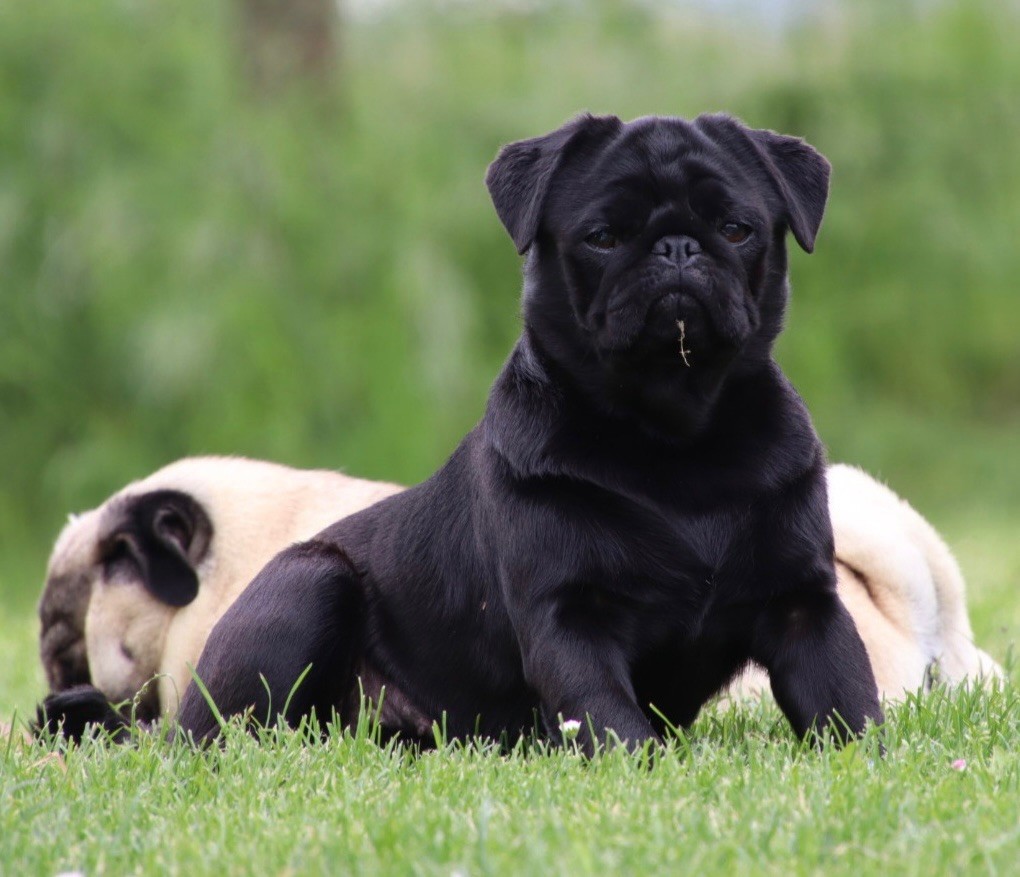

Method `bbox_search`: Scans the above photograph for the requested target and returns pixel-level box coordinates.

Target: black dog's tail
[34,685,135,744]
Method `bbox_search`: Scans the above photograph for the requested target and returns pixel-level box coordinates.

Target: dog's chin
[597,290,745,369]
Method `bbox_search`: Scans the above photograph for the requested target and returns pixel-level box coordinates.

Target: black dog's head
[486,113,829,435]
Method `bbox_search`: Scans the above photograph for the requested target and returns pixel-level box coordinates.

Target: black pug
[168,112,882,751]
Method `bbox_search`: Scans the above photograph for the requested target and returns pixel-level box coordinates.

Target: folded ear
[98,490,213,608]
[485,113,622,254]
[696,114,831,253]
[749,127,830,253]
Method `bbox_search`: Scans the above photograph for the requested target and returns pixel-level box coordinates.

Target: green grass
[2,517,1016,875]
[2,672,1017,875]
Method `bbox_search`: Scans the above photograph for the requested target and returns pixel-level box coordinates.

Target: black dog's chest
[645,511,751,616]
[664,509,746,576]
[563,497,757,646]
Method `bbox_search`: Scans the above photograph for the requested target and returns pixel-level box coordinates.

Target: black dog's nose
[652,235,701,266]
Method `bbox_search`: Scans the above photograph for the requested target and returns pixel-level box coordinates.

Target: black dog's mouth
[599,287,735,365]
[648,290,705,335]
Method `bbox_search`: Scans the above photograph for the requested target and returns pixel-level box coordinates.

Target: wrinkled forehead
[553,116,759,217]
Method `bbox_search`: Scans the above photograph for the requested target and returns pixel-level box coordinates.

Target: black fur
[178,113,882,750]
[34,685,133,744]
[98,489,213,608]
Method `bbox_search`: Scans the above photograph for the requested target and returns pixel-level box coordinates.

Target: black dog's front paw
[34,685,134,744]
[754,591,884,744]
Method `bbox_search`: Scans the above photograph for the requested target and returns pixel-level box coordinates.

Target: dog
[38,456,400,721]
[157,112,889,751]
[37,457,1002,735]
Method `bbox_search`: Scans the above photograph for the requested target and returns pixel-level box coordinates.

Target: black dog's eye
[584,228,619,251]
[719,220,752,244]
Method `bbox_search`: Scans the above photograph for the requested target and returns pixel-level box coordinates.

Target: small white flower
[559,719,582,742]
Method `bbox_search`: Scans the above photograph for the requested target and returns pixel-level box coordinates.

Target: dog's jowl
[178,113,884,750]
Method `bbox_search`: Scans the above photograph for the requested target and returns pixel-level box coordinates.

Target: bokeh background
[1,0,1017,710]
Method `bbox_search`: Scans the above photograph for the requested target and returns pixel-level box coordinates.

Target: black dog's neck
[484,330,822,509]
[517,315,752,447]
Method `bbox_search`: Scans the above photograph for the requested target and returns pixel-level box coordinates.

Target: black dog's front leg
[515,600,659,753]
[751,468,883,743]
[752,588,883,742]
[176,540,365,742]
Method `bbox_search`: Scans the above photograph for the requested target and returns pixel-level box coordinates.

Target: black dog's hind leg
[176,540,365,742]
[752,589,883,743]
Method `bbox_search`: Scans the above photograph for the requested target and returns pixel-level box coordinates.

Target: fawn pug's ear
[97,490,213,608]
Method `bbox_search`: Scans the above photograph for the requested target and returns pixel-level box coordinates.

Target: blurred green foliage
[2,0,1019,604]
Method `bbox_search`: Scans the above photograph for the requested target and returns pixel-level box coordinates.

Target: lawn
[2,0,1018,872]
[2,516,1016,876]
